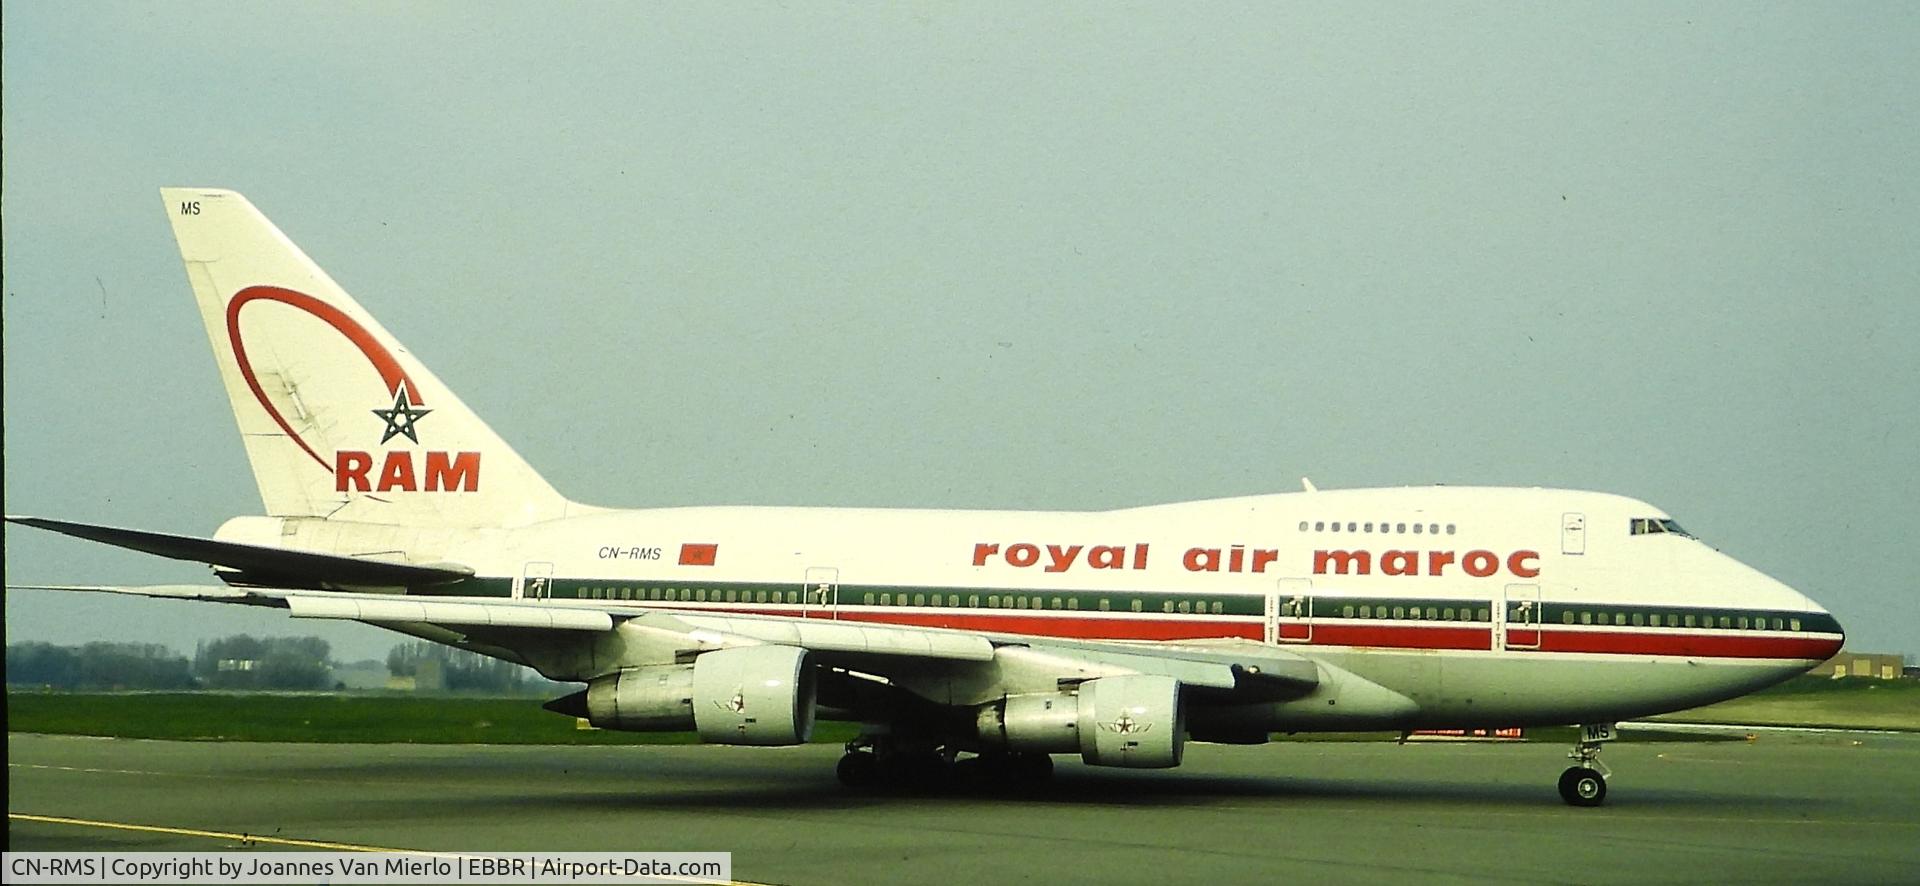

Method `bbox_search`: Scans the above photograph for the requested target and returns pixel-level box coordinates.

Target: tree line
[7,635,537,693]
[385,641,536,693]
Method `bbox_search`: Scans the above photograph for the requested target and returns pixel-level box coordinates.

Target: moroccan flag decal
[678,543,719,566]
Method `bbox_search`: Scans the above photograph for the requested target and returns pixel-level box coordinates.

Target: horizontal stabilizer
[6,583,289,606]
[7,583,614,633]
[6,515,473,588]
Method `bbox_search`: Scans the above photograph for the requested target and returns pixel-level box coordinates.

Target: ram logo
[1098,712,1153,735]
[716,689,747,715]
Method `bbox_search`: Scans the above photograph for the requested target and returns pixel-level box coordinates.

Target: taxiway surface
[9,731,1917,884]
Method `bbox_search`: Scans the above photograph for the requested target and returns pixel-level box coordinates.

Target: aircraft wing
[660,611,1318,693]
[11,583,1320,702]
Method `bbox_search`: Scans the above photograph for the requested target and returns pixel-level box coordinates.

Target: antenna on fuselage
[1301,477,1317,493]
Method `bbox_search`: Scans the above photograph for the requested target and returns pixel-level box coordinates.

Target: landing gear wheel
[1561,723,1615,807]
[836,751,878,788]
[896,752,952,791]
[1558,766,1606,807]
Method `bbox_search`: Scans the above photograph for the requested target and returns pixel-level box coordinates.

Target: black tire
[1558,766,1606,807]
[836,751,878,788]
[900,753,952,791]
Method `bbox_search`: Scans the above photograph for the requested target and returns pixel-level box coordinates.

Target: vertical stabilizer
[161,188,572,528]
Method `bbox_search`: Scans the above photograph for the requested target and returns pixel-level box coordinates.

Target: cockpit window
[1629,517,1695,539]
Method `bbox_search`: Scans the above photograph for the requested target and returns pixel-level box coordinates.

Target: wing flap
[673,612,997,661]
[282,595,614,630]
[1007,643,1239,690]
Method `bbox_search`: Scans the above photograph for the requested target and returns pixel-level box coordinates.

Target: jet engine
[576,645,816,745]
[975,674,1185,768]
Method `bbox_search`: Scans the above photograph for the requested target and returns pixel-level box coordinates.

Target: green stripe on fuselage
[403,577,1841,636]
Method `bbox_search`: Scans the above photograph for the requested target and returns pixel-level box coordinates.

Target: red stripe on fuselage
[833,609,1263,642]
[1530,629,1842,660]
[1307,623,1491,651]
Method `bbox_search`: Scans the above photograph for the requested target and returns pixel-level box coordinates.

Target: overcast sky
[4,3,1915,662]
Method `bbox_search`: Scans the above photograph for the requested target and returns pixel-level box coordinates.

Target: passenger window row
[1302,520,1457,535]
[1338,604,1489,622]
[564,585,1810,636]
[1558,609,1800,632]
[569,584,1245,616]
[857,592,1232,615]
[574,586,800,604]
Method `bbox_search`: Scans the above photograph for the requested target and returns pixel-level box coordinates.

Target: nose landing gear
[1559,722,1615,807]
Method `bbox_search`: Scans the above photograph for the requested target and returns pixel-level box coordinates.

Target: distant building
[415,658,447,691]
[385,658,448,692]
[330,660,390,691]
[1813,651,1904,680]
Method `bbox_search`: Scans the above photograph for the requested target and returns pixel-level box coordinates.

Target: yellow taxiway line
[8,812,460,855]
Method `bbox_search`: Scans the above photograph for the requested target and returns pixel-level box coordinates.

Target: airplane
[7,188,1844,807]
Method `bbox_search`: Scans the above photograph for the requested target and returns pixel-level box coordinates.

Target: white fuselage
[232,485,1842,730]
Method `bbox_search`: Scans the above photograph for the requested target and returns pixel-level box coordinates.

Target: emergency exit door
[520,561,554,600]
[1502,583,1542,649]
[1272,578,1313,643]
[803,567,839,620]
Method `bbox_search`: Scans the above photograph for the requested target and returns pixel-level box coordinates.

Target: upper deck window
[1629,517,1695,539]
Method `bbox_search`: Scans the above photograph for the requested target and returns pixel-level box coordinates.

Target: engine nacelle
[1077,674,1185,768]
[584,663,696,731]
[976,690,1082,754]
[690,645,817,746]
[580,645,816,745]
[975,674,1185,769]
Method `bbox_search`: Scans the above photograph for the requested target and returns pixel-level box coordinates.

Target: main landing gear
[1558,722,1614,807]
[836,735,1053,791]
[835,734,951,790]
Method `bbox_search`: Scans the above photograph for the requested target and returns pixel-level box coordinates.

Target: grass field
[7,676,1912,745]
[4,691,860,745]
[1647,674,1920,731]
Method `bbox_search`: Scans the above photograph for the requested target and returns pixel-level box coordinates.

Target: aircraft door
[803,567,839,620]
[1562,513,1587,555]
[1501,583,1542,650]
[1273,577,1313,643]
[519,561,554,600]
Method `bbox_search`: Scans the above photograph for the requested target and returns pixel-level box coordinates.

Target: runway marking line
[8,814,777,886]
[7,813,461,855]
